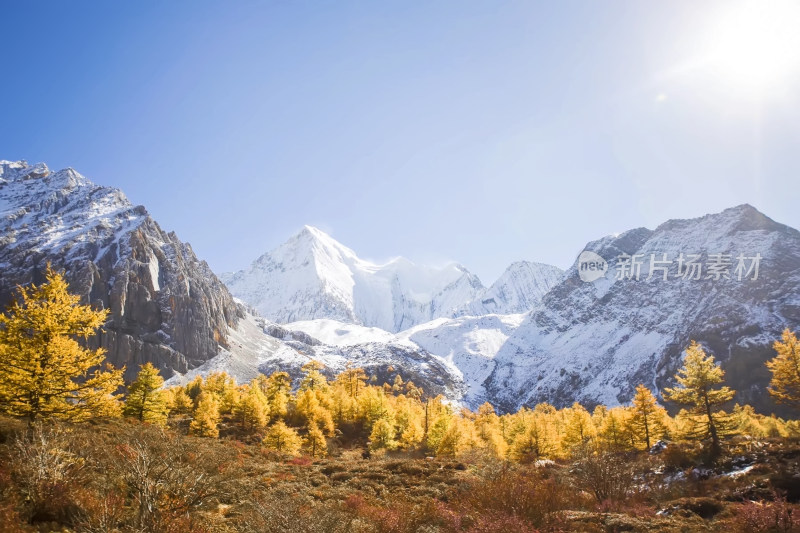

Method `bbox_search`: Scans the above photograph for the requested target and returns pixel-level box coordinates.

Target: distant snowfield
[284,319,396,346]
[283,313,527,405]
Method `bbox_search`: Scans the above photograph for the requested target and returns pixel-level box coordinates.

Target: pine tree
[190,391,221,438]
[185,375,204,404]
[629,384,667,449]
[664,341,736,457]
[766,329,800,409]
[123,362,169,426]
[0,266,123,422]
[263,420,302,456]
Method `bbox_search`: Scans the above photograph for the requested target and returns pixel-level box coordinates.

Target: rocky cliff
[0,160,243,380]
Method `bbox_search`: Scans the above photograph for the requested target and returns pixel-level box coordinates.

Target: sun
[703,0,800,92]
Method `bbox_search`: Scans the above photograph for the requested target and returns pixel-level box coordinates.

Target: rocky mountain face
[0,161,243,380]
[221,225,489,332]
[484,205,800,414]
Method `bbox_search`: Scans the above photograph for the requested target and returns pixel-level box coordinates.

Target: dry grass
[1,417,800,532]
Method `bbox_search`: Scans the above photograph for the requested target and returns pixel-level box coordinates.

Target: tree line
[1,267,799,461]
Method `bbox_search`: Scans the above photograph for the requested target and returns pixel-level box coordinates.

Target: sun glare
[704,0,800,92]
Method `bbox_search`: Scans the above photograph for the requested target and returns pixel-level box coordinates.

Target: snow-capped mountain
[483,205,800,414]
[272,205,800,414]
[0,160,243,379]
[454,261,564,317]
[5,159,798,415]
[221,226,487,332]
[0,160,469,395]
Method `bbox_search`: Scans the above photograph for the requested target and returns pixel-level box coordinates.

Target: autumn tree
[561,403,596,453]
[304,424,328,458]
[262,371,291,419]
[124,362,169,426]
[167,386,193,415]
[296,387,335,436]
[766,329,800,410]
[185,375,204,404]
[0,266,123,422]
[264,420,302,456]
[437,417,477,457]
[474,402,507,458]
[203,372,239,414]
[628,384,667,449]
[336,363,367,399]
[597,408,633,452]
[234,382,269,432]
[664,341,736,457]
[426,413,452,453]
[299,360,328,392]
[190,391,221,438]
[509,410,555,461]
[369,417,398,451]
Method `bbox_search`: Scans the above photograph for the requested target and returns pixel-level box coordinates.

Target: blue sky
[2,1,799,283]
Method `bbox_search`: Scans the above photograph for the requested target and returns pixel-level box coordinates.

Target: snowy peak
[487,204,800,413]
[222,226,490,332]
[280,225,362,266]
[0,161,143,259]
[653,204,793,238]
[454,261,564,317]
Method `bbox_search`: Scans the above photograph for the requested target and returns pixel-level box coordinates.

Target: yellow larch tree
[264,420,302,456]
[190,391,221,438]
[766,329,800,410]
[123,362,169,426]
[235,381,269,432]
[0,266,123,422]
[304,423,328,458]
[369,417,398,451]
[628,384,667,449]
[664,341,736,457]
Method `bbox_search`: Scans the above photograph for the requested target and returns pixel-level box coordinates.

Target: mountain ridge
[221,225,563,332]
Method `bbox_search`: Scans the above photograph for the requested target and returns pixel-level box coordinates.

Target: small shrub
[571,448,641,503]
[662,444,695,471]
[732,496,800,532]
[453,465,567,528]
